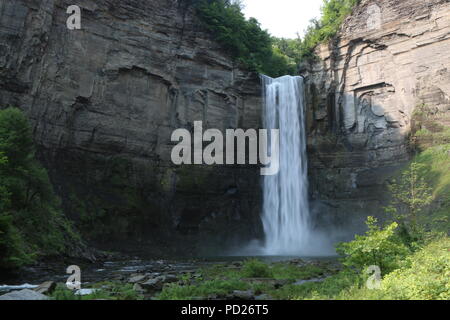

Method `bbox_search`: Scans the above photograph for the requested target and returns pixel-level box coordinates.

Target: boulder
[75,289,98,296]
[128,274,147,284]
[159,275,178,284]
[0,289,49,300]
[229,290,255,300]
[140,278,163,292]
[139,274,179,293]
[293,278,327,286]
[34,281,56,295]
[132,283,146,294]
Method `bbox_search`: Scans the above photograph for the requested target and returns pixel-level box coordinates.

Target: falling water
[261,75,311,255]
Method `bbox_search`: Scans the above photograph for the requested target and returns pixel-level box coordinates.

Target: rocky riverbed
[0,257,340,300]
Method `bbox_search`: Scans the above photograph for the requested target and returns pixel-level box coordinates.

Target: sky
[242,0,323,39]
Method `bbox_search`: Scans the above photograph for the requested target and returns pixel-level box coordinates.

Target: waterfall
[261,75,311,255]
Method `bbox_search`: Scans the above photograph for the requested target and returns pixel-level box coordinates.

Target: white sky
[242,0,323,39]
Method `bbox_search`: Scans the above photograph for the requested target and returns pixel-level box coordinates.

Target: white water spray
[261,75,312,255]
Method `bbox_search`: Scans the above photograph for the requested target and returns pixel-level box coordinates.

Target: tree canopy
[0,107,81,269]
[191,0,360,76]
[192,0,296,77]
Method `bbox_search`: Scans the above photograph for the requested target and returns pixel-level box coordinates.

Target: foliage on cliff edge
[189,0,360,75]
[192,0,296,77]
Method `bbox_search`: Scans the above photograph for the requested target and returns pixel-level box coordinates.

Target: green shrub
[241,259,273,278]
[331,237,450,300]
[275,238,450,300]
[337,217,411,274]
[380,238,450,300]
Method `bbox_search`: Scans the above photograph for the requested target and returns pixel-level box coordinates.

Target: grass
[201,259,332,281]
[269,238,450,300]
[158,259,338,300]
[51,282,144,300]
[49,237,448,301]
[269,269,361,300]
[414,144,450,233]
[158,279,250,300]
[415,126,450,143]
[157,238,449,300]
[415,144,450,197]
[270,263,327,280]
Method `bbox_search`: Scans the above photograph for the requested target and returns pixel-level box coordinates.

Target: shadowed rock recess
[0,0,263,256]
[302,0,450,234]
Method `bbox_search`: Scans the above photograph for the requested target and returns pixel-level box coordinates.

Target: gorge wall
[0,0,263,256]
[302,0,450,234]
[1,0,449,256]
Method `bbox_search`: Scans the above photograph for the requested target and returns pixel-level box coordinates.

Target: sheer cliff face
[303,0,450,230]
[0,0,263,255]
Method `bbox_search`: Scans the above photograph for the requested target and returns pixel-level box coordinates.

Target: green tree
[337,217,410,274]
[0,107,81,269]
[192,0,295,77]
[189,0,361,75]
[385,162,433,241]
[292,0,360,61]
[0,150,32,268]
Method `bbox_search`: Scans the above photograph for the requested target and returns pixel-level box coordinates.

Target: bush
[380,238,450,300]
[332,237,450,300]
[241,259,273,278]
[337,217,411,274]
